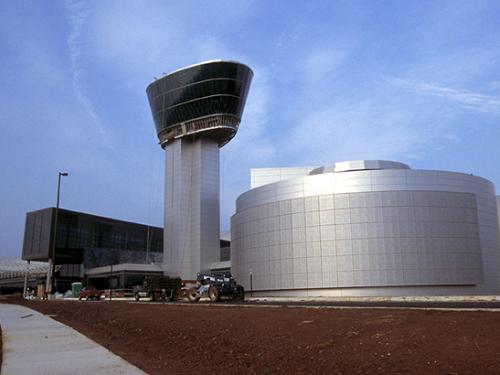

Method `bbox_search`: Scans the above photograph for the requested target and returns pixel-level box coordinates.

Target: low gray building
[20,207,230,292]
[22,208,164,291]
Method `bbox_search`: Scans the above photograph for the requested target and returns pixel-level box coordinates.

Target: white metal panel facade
[231,162,500,296]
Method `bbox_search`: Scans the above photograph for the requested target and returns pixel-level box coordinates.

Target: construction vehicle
[133,275,182,302]
[187,272,244,302]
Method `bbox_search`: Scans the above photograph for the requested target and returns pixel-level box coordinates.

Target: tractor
[133,275,182,302]
[187,272,244,302]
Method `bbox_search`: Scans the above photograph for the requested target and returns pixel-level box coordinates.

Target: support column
[45,258,53,294]
[23,260,30,298]
[164,138,220,279]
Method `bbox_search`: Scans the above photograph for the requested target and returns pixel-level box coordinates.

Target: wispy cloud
[392,79,500,114]
[302,47,350,84]
[65,0,115,152]
[284,99,433,167]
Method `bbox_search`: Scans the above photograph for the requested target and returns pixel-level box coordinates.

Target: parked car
[79,287,102,301]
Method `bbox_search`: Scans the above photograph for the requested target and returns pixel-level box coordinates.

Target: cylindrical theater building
[231,160,500,296]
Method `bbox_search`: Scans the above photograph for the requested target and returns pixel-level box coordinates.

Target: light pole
[23,260,30,298]
[109,263,113,301]
[249,270,253,297]
[46,171,68,297]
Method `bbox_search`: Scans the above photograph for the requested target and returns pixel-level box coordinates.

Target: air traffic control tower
[146,60,253,279]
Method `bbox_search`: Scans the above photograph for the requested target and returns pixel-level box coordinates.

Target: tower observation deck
[146,60,253,279]
[147,60,253,148]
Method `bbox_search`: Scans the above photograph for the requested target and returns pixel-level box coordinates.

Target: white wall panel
[232,163,500,296]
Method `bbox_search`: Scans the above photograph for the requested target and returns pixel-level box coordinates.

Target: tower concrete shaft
[164,138,220,278]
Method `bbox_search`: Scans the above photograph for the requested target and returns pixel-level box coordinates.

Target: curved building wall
[231,168,500,296]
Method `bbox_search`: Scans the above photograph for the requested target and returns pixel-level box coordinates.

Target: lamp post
[23,260,30,298]
[47,171,68,296]
[109,263,113,301]
[249,270,253,297]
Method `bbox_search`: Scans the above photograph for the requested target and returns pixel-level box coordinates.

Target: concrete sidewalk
[0,304,147,375]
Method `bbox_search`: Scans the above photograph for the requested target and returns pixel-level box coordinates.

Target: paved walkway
[0,304,147,375]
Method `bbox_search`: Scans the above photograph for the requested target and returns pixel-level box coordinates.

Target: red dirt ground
[4,299,500,374]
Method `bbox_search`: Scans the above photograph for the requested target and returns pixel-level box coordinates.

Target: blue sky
[1,0,500,258]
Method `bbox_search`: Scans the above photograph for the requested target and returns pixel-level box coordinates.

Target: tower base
[163,138,220,279]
